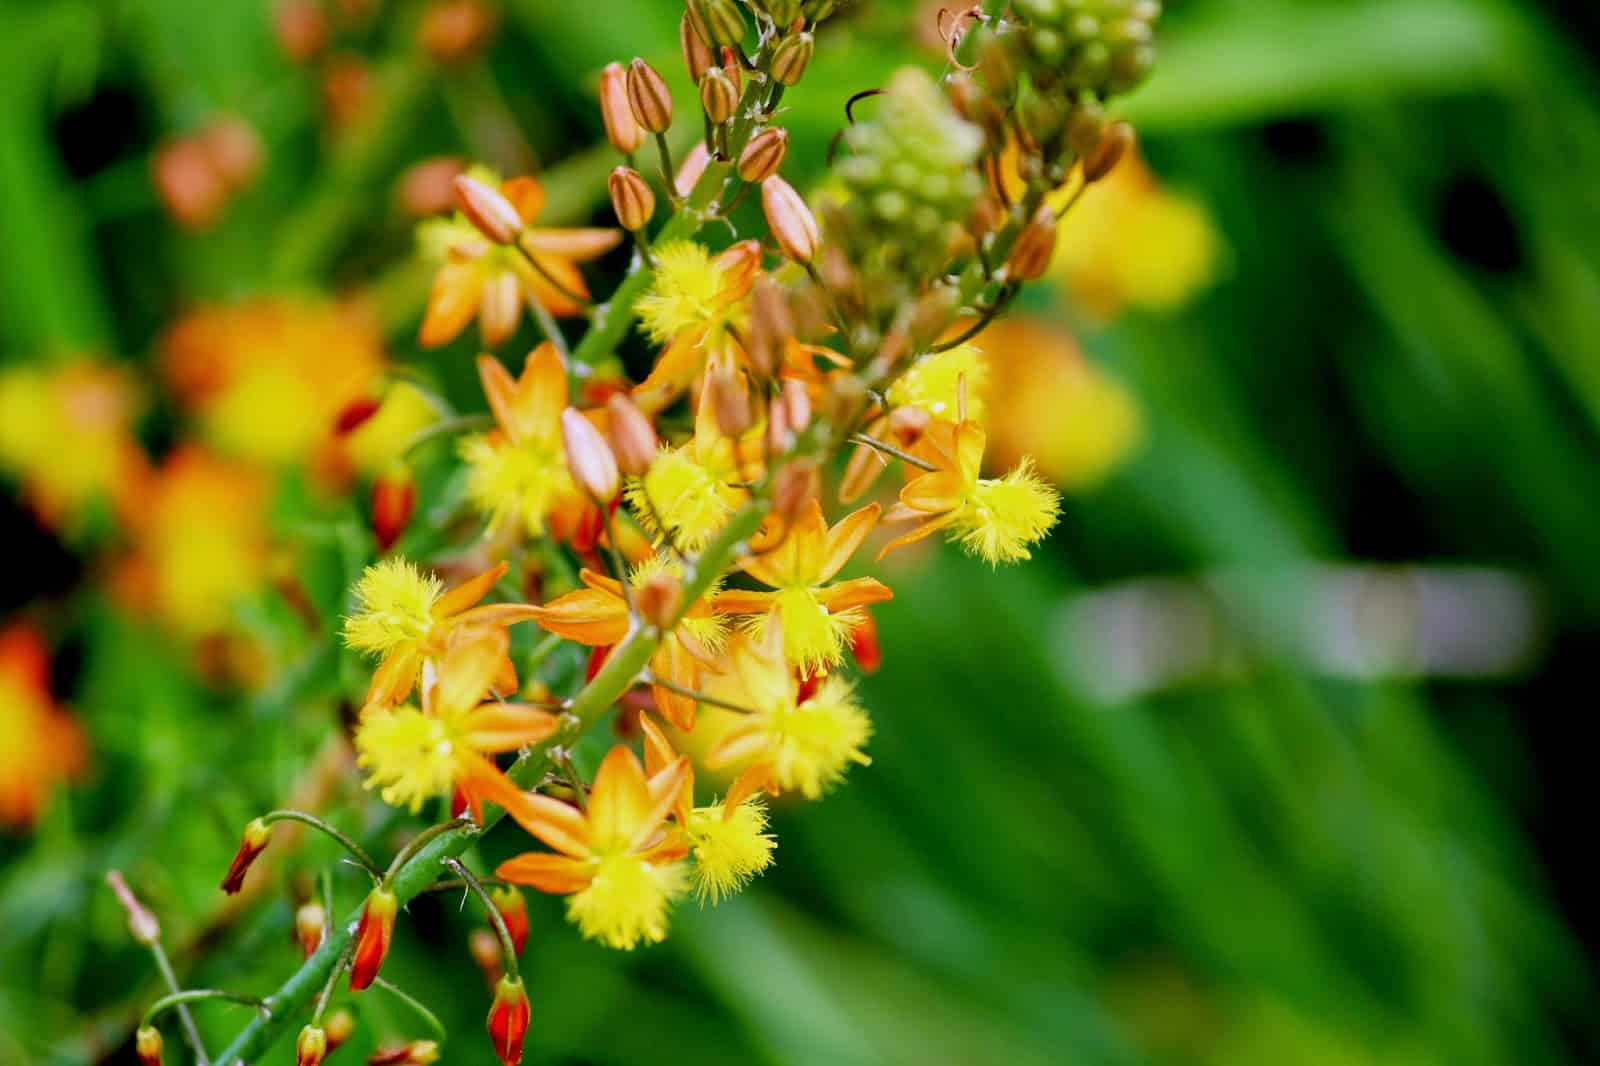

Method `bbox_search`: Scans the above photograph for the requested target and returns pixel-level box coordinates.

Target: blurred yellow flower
[0,623,86,831]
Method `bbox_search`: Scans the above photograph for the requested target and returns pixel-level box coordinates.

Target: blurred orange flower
[0,623,86,830]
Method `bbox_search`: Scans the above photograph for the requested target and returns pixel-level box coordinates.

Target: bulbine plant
[120,1,1161,1062]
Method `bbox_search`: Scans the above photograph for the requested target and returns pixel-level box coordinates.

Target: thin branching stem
[262,810,382,878]
[849,432,938,471]
[441,858,522,981]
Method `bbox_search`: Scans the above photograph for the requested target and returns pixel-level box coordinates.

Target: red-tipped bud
[396,156,466,217]
[737,126,788,183]
[680,12,714,81]
[607,166,655,232]
[136,1025,163,1066]
[453,175,523,245]
[850,609,882,672]
[605,393,659,476]
[1006,204,1057,281]
[369,1040,440,1065]
[295,901,327,959]
[371,463,417,552]
[487,975,531,1066]
[220,818,274,895]
[152,137,227,231]
[561,408,620,502]
[334,394,383,435]
[769,30,814,86]
[888,404,930,445]
[324,1009,356,1051]
[491,885,530,956]
[761,176,819,264]
[626,58,673,135]
[599,62,644,154]
[699,67,739,125]
[296,1024,329,1066]
[635,568,684,631]
[349,886,398,991]
[1085,121,1135,183]
[470,927,505,984]
[201,117,264,192]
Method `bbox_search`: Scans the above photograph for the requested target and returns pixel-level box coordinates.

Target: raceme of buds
[296,1024,328,1066]
[220,817,273,894]
[324,1010,356,1050]
[491,885,530,955]
[369,1040,441,1066]
[487,975,531,1066]
[680,12,714,81]
[453,174,523,245]
[1007,204,1058,281]
[296,901,327,959]
[687,0,745,48]
[737,127,788,183]
[636,567,684,630]
[349,886,398,991]
[605,393,658,476]
[599,62,644,154]
[608,166,655,231]
[371,463,417,552]
[761,176,819,264]
[769,31,814,86]
[626,58,673,135]
[699,67,738,125]
[708,366,753,437]
[136,1025,163,1066]
[561,408,620,501]
[1085,120,1136,183]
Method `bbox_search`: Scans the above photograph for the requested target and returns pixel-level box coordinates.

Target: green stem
[384,818,471,883]
[261,810,383,878]
[148,940,210,1066]
[143,991,269,1029]
[372,977,449,1041]
[441,858,521,981]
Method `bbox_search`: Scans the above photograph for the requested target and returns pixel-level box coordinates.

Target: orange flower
[489,746,690,950]
[715,501,891,672]
[0,623,86,831]
[419,173,621,347]
[342,556,537,709]
[527,556,726,731]
[631,239,762,411]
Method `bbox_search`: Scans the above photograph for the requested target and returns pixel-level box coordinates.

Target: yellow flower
[459,344,582,539]
[341,555,536,709]
[632,239,761,412]
[885,345,987,423]
[0,624,86,830]
[879,419,1060,566]
[489,746,691,950]
[355,631,558,819]
[714,501,892,673]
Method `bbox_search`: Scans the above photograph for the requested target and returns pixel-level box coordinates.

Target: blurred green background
[3,0,1600,1063]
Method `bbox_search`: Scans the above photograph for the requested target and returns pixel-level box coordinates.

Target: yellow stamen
[342,558,443,656]
[567,854,686,950]
[953,456,1061,565]
[353,706,458,813]
[687,799,775,903]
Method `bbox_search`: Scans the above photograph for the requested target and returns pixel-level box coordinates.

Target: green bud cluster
[1006,0,1159,98]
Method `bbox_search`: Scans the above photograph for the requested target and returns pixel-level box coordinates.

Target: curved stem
[848,433,937,472]
[645,673,757,715]
[148,939,210,1066]
[441,858,521,981]
[384,818,472,883]
[143,990,269,1029]
[262,810,383,878]
[372,977,449,1041]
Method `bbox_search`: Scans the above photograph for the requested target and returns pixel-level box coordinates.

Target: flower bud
[152,137,227,231]
[1065,98,1107,159]
[802,0,835,20]
[396,156,465,217]
[680,12,714,81]
[136,1025,163,1066]
[675,141,711,198]
[605,393,658,476]
[850,609,882,673]
[737,127,788,183]
[201,117,263,192]
[626,58,673,135]
[453,175,523,245]
[295,901,327,959]
[296,1024,329,1066]
[746,277,791,379]
[708,366,753,437]
[369,1040,440,1066]
[1084,120,1135,183]
[1006,204,1057,281]
[599,62,644,154]
[470,927,504,983]
[769,31,814,86]
[780,378,812,433]
[324,1009,356,1051]
[349,886,398,991]
[220,818,274,895]
[486,975,531,1066]
[607,166,655,231]
[699,67,738,125]
[761,176,819,264]
[635,568,684,630]
[561,408,620,501]
[752,0,802,24]
[371,463,417,553]
[419,0,498,65]
[491,885,530,955]
[773,459,820,520]
[687,0,746,48]
[274,0,329,63]
[888,404,930,445]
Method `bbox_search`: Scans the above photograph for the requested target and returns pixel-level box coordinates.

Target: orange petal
[955,419,987,483]
[431,631,507,716]
[420,263,483,348]
[724,761,774,810]
[638,714,693,825]
[839,440,888,503]
[528,588,629,645]
[705,723,768,770]
[364,647,421,709]
[815,576,894,612]
[501,175,546,224]
[711,589,778,616]
[497,852,592,894]
[478,354,525,441]
[899,471,965,513]
[451,603,541,632]
[876,514,957,561]
[435,561,509,619]
[819,503,881,583]
[635,756,689,851]
[714,239,762,300]
[650,639,698,732]
[461,702,561,752]
[521,254,588,317]
[577,567,625,599]
[499,791,592,858]
[588,745,653,851]
[518,341,569,444]
[521,227,623,261]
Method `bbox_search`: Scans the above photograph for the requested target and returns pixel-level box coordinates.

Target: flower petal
[711,589,778,616]
[434,561,509,619]
[588,745,652,851]
[528,588,629,645]
[420,262,484,348]
[819,502,881,582]
[521,227,623,261]
[501,175,546,224]
[461,702,561,752]
[815,576,894,612]
[876,514,958,561]
[497,852,592,894]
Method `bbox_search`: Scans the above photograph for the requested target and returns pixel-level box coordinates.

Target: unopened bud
[419,0,498,65]
[769,31,814,86]
[636,568,684,630]
[491,885,530,955]
[487,976,532,1066]
[599,62,644,154]
[605,394,658,476]
[1084,121,1135,183]
[737,126,788,182]
[469,927,504,983]
[295,901,327,959]
[106,870,162,945]
[680,12,714,81]
[753,0,802,24]
[699,67,738,125]
[802,0,836,20]
[136,1025,164,1066]
[708,366,753,437]
[1006,204,1057,281]
[675,141,711,198]
[371,463,417,553]
[761,176,819,264]
[152,138,227,231]
[324,1009,356,1051]
[349,886,398,991]
[850,609,882,672]
[888,404,930,445]
[369,1040,441,1066]
[780,378,812,433]
[773,459,820,520]
[688,0,746,47]
[607,166,655,231]
[1065,99,1107,159]
[561,408,620,501]
[766,397,794,454]
[396,156,466,217]
[453,175,523,245]
[747,277,791,379]
[274,0,329,63]
[626,58,673,135]
[201,117,263,192]
[296,1024,329,1066]
[219,818,274,895]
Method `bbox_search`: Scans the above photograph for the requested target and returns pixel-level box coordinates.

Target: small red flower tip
[368,1040,440,1065]
[451,784,471,819]
[220,818,274,894]
[334,394,383,435]
[135,1025,163,1066]
[295,901,327,960]
[849,609,882,674]
[370,466,417,552]
[796,668,823,705]
[296,1024,329,1066]
[491,885,529,956]
[349,886,398,991]
[323,1009,356,1051]
[585,644,611,683]
[487,975,531,1066]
